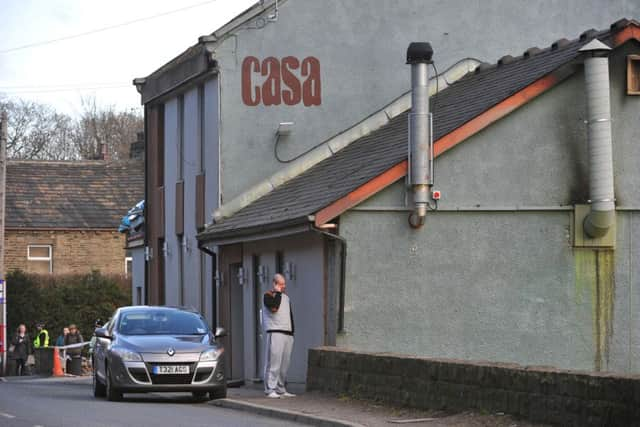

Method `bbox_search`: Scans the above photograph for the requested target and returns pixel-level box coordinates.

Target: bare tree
[0,95,142,161]
[73,96,143,160]
[0,97,77,160]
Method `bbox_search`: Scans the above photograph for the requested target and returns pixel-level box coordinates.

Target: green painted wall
[338,44,640,373]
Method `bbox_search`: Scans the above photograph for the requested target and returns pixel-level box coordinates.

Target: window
[177,94,184,180]
[275,251,284,274]
[27,245,52,274]
[118,309,207,335]
[627,55,640,95]
[125,256,133,277]
[198,84,205,174]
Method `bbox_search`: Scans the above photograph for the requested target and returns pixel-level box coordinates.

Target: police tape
[54,342,90,350]
[55,343,91,375]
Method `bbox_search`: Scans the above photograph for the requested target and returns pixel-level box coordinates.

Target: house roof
[6,160,144,230]
[197,18,640,244]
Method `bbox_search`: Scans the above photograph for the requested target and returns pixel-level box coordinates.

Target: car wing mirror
[95,327,112,340]
[214,327,227,338]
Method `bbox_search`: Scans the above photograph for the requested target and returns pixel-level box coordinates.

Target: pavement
[217,382,550,427]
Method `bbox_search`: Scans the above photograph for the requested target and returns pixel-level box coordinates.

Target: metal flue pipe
[406,42,434,228]
[579,39,615,238]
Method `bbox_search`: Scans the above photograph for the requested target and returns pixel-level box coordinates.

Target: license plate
[152,365,189,375]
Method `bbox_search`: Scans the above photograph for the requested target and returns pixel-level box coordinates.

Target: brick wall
[5,229,128,275]
[307,347,640,426]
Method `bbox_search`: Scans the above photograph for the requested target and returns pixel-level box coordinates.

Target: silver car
[92,306,227,401]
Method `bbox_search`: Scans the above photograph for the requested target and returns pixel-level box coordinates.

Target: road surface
[0,376,304,427]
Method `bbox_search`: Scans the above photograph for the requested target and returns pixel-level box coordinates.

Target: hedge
[6,270,131,347]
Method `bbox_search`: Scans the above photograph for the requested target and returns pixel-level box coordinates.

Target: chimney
[95,142,110,161]
[579,39,615,238]
[130,131,145,160]
[406,42,434,228]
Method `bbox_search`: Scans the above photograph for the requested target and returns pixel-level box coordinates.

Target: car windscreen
[117,310,208,336]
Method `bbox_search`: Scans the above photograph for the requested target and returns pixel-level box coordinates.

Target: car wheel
[105,365,123,402]
[93,367,106,398]
[208,385,227,400]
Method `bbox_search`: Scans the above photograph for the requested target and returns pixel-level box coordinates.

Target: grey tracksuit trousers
[264,332,294,394]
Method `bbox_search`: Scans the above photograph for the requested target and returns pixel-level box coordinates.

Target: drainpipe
[406,42,434,229]
[579,39,615,238]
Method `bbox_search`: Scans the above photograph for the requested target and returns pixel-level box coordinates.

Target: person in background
[55,327,69,347]
[11,324,32,376]
[33,322,49,348]
[64,324,84,375]
[64,324,83,354]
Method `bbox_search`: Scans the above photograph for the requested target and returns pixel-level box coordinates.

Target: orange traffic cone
[52,347,64,376]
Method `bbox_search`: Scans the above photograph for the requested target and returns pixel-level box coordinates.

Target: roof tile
[6,160,144,229]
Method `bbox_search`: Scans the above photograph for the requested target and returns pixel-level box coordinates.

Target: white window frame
[125,256,133,277]
[27,244,53,273]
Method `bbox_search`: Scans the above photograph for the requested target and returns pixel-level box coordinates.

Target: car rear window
[117,310,208,335]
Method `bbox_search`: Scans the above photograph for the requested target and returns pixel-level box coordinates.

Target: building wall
[147,0,640,329]
[337,46,640,373]
[163,97,181,305]
[145,105,165,305]
[202,78,220,324]
[158,78,219,325]
[213,0,640,200]
[183,87,202,310]
[5,229,128,275]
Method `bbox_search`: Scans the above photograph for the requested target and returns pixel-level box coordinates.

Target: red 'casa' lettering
[281,56,301,106]
[301,57,321,107]
[241,56,261,106]
[241,55,321,106]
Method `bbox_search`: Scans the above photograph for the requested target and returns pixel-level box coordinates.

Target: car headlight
[111,347,142,362]
[200,348,223,362]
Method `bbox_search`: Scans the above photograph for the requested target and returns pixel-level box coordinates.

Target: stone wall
[5,229,128,275]
[307,347,640,426]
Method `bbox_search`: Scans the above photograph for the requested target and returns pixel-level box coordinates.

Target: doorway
[217,244,243,384]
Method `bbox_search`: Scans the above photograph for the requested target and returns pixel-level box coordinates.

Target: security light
[277,122,294,136]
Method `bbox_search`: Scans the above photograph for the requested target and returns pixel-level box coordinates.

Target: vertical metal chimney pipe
[406,42,434,227]
[579,40,615,238]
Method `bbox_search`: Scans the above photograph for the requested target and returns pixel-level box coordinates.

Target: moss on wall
[575,249,615,371]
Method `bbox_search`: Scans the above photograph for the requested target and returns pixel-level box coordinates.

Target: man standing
[263,273,295,398]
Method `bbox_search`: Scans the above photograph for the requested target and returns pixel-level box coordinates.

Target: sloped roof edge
[314,20,640,227]
[212,58,480,223]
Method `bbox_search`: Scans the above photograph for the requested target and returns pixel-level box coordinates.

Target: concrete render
[211,0,640,201]
[337,47,640,373]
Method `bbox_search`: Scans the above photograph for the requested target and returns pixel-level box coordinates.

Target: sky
[0,0,256,116]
